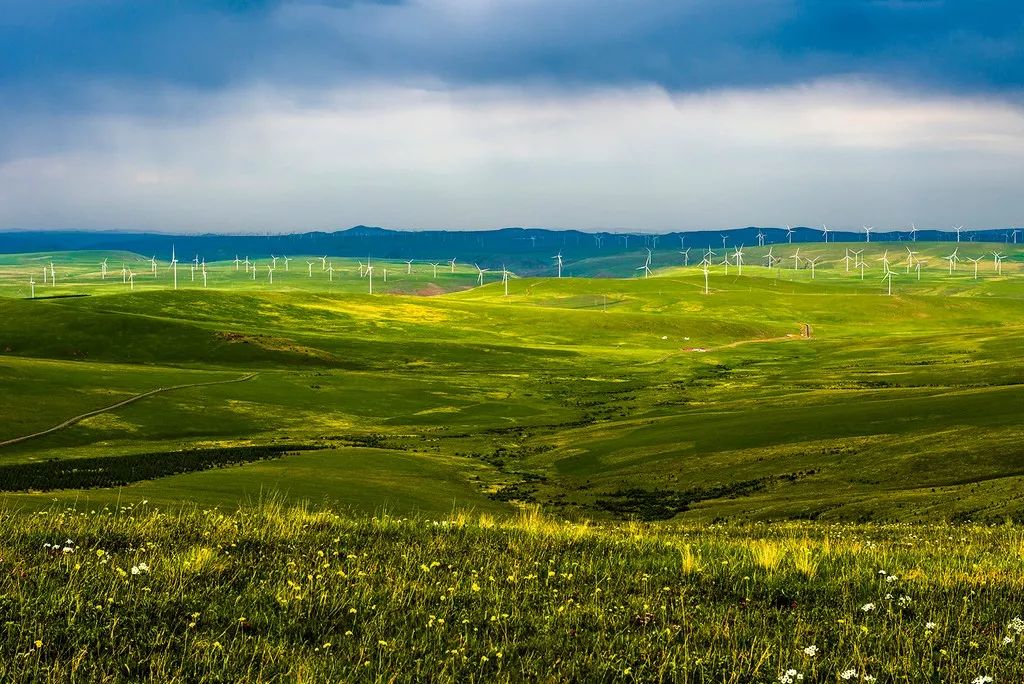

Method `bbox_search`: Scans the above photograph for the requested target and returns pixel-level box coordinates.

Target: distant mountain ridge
[1,225,1019,275]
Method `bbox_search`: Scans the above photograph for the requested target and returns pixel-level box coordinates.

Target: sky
[1,1,1022,233]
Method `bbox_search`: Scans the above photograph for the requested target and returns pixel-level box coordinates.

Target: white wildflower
[803,645,818,657]
[861,603,875,612]
[840,668,857,680]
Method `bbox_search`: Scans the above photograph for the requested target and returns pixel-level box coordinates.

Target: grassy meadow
[0,241,1023,680]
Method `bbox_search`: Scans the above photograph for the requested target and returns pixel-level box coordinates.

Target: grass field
[1,242,1023,680]
[3,502,1024,682]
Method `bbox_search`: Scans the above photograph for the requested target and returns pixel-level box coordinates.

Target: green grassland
[3,503,1024,682]
[0,243,1021,524]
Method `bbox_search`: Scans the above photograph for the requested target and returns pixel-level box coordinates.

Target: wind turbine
[785,225,794,244]
[282,256,290,271]
[863,225,873,243]
[733,245,745,275]
[100,258,108,279]
[880,249,891,272]
[320,255,328,271]
[244,256,251,273]
[270,255,278,269]
[49,261,56,285]
[251,261,257,281]
[202,266,208,288]
[680,248,690,266]
[151,256,157,275]
[170,246,178,290]
[29,277,35,298]
[267,265,274,284]
[720,234,729,249]
[121,264,128,283]
[128,269,136,291]
[306,260,314,277]
[637,253,652,279]
[366,264,374,293]
[475,264,489,285]
[792,248,801,270]
[594,235,604,248]
[909,223,918,242]
[383,267,388,283]
[234,255,240,271]
[953,225,963,243]
[405,259,413,275]
[881,267,895,295]
[965,256,983,279]
[841,249,853,273]
[821,225,830,243]
[701,257,711,294]
[756,231,765,247]
[806,255,822,279]
[430,262,440,278]
[763,246,776,268]
[358,261,366,278]
[552,251,563,278]
[904,247,918,274]
[327,263,335,282]
[449,258,457,273]
[943,248,960,274]
[500,264,517,296]
[992,252,1005,275]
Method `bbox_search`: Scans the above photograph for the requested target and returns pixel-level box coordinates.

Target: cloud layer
[1,1,1022,231]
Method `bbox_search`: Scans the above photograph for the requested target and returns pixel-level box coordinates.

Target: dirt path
[0,373,258,449]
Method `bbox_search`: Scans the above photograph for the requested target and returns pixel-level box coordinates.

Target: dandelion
[861,603,875,612]
[34,640,43,649]
[803,645,818,657]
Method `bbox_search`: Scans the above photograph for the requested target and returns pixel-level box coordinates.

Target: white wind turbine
[449,258,457,273]
[150,256,157,275]
[785,225,794,244]
[637,251,652,279]
[763,246,777,268]
[806,255,822,279]
[202,265,208,288]
[881,266,896,296]
[267,264,274,284]
[821,224,831,243]
[270,255,278,269]
[306,260,314,277]
[992,251,1005,275]
[909,223,918,242]
[841,249,853,273]
[879,249,891,272]
[952,225,963,242]
[29,277,35,299]
[733,245,745,275]
[327,262,335,282]
[701,257,711,294]
[358,260,366,277]
[244,256,251,273]
[680,248,690,266]
[170,246,179,290]
[121,264,128,283]
[943,248,960,274]
[320,255,327,271]
[500,264,517,296]
[100,258,108,279]
[904,247,918,274]
[475,264,489,285]
[383,267,388,283]
[282,256,290,271]
[366,264,374,294]
[251,261,257,280]
[756,231,765,247]
[234,255,240,271]
[552,251,563,278]
[863,225,873,243]
[128,268,136,291]
[405,259,413,275]
[720,233,729,249]
[430,262,440,278]
[49,261,56,285]
[965,256,983,279]
[791,248,801,270]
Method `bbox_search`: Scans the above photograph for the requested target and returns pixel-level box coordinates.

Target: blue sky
[1,1,1022,232]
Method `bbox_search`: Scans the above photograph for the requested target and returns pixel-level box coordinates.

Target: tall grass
[2,502,1023,682]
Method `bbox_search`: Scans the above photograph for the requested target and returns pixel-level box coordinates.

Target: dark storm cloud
[2,0,1022,111]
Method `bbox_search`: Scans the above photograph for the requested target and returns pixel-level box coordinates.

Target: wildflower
[1008,617,1024,634]
[1002,636,1014,646]
[803,645,818,657]
[971,677,993,684]
[34,640,43,649]
[925,622,937,631]
[779,669,801,684]
[840,669,857,680]
[864,676,876,682]
[861,603,875,612]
